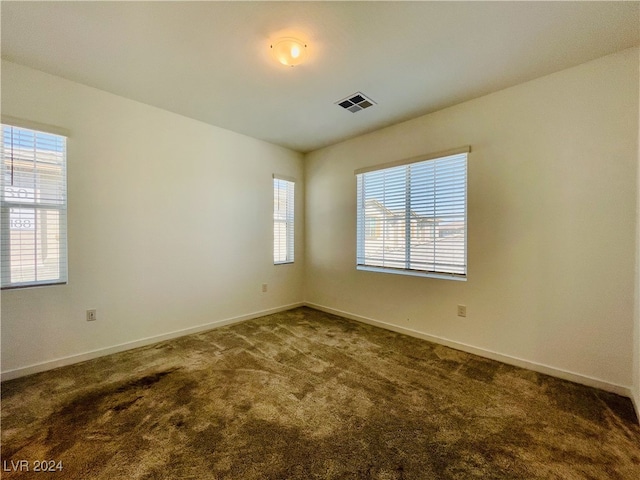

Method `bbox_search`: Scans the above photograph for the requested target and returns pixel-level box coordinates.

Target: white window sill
[357,265,466,282]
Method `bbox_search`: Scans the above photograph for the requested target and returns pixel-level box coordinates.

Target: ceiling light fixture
[270,37,307,67]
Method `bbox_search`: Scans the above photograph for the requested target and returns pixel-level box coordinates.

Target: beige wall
[0,61,305,377]
[634,46,640,417]
[305,48,639,393]
[2,48,639,399]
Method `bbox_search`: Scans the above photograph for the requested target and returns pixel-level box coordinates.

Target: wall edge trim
[632,391,640,425]
[3,300,635,404]
[305,302,633,398]
[0,302,304,382]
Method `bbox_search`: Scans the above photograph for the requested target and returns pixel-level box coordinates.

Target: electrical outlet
[262,284,268,293]
[86,309,97,321]
[457,305,466,317]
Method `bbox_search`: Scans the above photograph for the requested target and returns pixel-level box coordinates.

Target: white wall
[3,48,639,399]
[0,61,305,378]
[305,48,639,394]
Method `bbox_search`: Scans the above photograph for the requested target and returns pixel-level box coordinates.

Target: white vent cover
[335,92,376,113]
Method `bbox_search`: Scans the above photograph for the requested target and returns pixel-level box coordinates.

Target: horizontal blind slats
[273,177,295,264]
[1,124,68,288]
[357,151,467,277]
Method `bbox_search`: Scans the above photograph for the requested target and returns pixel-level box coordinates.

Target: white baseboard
[632,390,640,423]
[305,302,633,399]
[0,302,304,382]
[3,300,635,408]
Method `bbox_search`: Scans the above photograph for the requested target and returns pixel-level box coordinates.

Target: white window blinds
[273,175,294,264]
[1,124,68,288]
[356,148,468,279]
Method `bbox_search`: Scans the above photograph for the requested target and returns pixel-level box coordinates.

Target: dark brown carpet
[2,307,639,479]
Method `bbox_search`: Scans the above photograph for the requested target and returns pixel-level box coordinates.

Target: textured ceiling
[2,1,639,153]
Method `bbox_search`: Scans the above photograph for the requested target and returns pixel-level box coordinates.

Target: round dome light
[270,37,307,67]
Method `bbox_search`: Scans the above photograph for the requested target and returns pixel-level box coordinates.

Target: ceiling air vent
[336,92,376,113]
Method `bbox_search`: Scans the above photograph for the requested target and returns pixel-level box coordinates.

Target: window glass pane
[357,152,466,278]
[273,177,294,264]
[1,124,67,288]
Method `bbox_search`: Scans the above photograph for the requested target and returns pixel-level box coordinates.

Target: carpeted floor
[1,307,639,479]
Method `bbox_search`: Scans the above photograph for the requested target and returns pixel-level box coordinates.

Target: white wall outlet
[86,309,97,321]
[262,284,268,293]
[457,305,467,317]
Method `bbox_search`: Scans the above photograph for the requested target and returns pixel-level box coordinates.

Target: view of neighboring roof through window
[355,147,469,280]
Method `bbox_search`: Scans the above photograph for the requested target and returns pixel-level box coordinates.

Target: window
[1,124,68,288]
[273,175,294,264]
[356,147,468,280]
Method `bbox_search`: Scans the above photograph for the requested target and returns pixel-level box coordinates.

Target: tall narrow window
[273,175,294,264]
[1,124,68,288]
[356,147,468,279]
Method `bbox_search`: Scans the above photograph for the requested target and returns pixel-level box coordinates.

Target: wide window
[273,175,294,264]
[356,147,468,279]
[1,124,68,288]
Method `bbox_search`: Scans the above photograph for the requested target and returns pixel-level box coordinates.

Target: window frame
[355,146,469,281]
[1,120,69,289]
[273,174,295,265]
